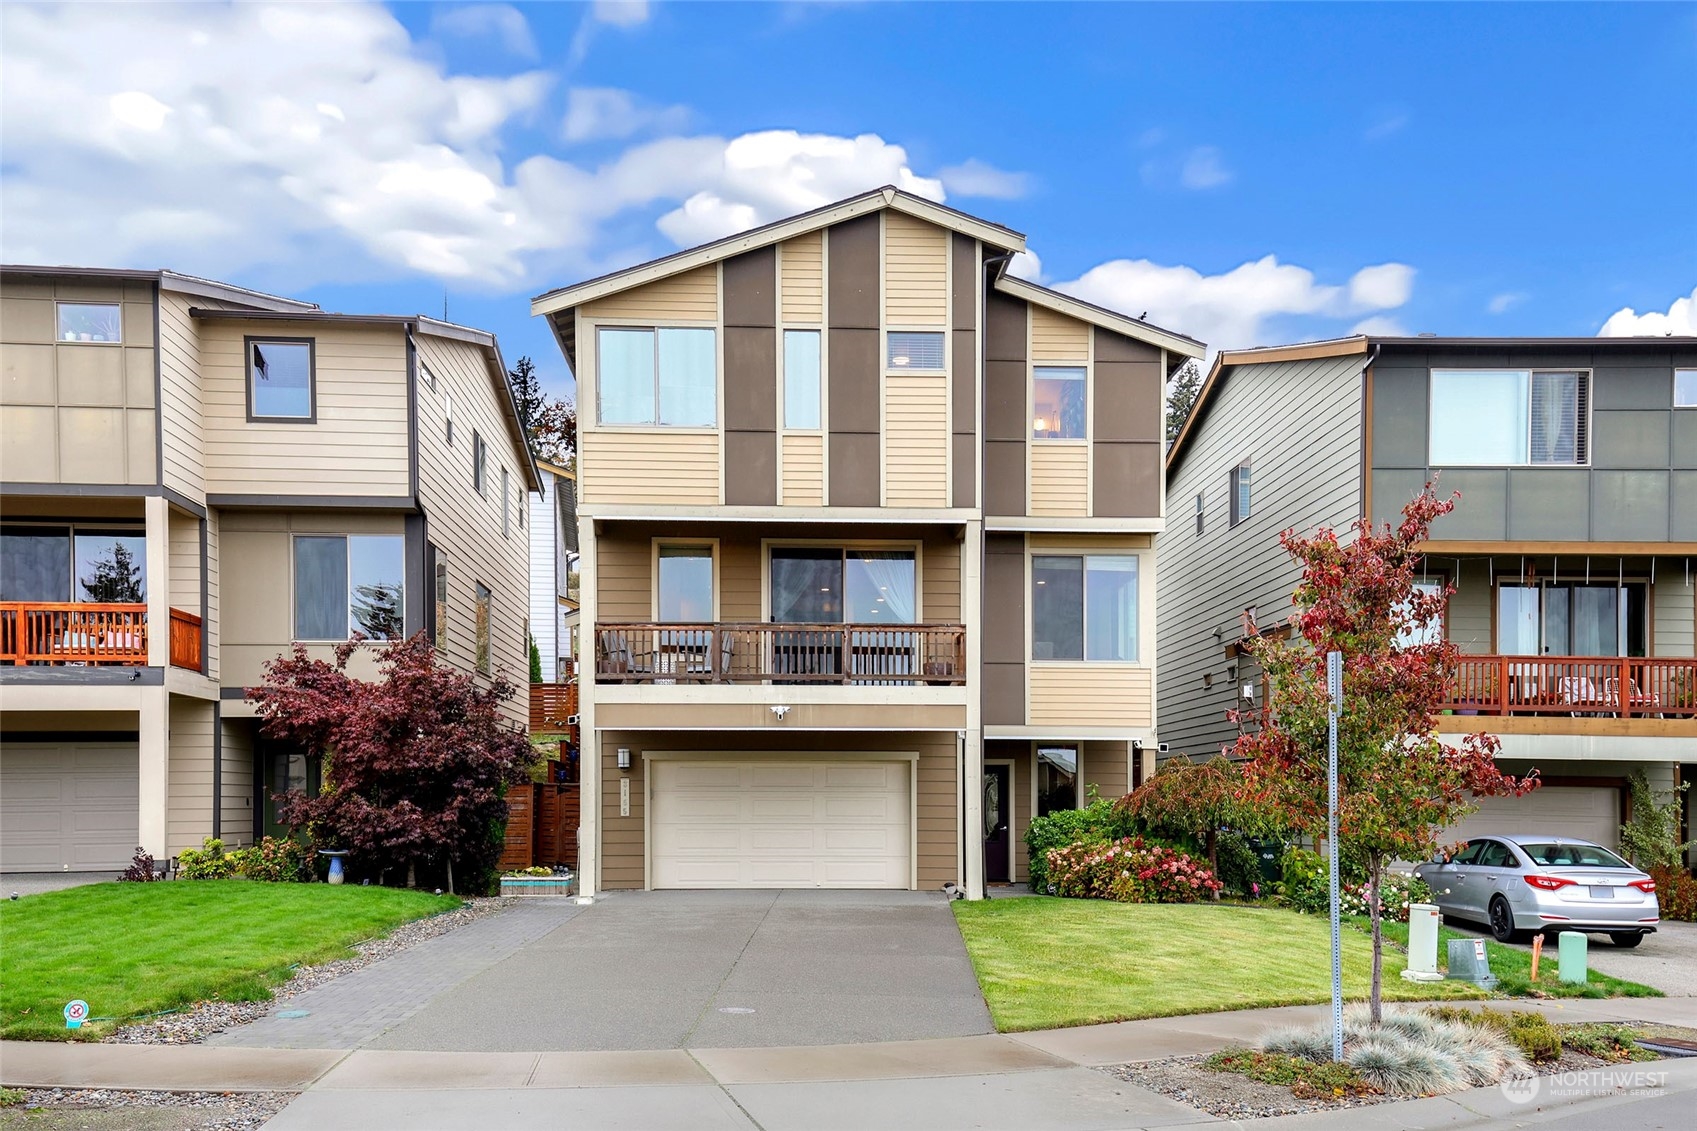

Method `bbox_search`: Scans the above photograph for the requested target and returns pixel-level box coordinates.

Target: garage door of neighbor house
[650,760,911,889]
[0,742,140,872]
[1444,785,1621,851]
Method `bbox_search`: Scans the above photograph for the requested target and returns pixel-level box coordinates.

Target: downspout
[1358,344,1381,523]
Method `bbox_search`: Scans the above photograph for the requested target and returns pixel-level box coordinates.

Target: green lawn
[954,899,1490,1031]
[0,881,457,1040]
[1363,917,1662,1001]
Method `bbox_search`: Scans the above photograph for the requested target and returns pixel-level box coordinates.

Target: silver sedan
[1414,835,1660,947]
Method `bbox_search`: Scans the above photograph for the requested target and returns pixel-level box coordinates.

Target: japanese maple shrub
[1233,486,1537,1024]
[249,634,533,894]
[1118,754,1270,894]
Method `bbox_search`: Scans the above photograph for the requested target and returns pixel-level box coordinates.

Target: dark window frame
[290,532,406,643]
[245,335,318,423]
[474,580,493,675]
[1194,491,1205,536]
[1228,462,1252,527]
[472,430,486,495]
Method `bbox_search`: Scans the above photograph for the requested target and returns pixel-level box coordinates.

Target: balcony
[1440,655,1697,719]
[0,602,202,672]
[594,622,967,686]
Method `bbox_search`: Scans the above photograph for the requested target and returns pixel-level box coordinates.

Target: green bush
[1023,795,1136,892]
[229,836,314,882]
[1278,847,1330,913]
[1215,831,1264,896]
[175,837,235,880]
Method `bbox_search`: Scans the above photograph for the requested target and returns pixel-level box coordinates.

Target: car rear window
[1520,842,1631,868]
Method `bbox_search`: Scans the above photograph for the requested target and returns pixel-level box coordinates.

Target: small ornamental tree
[249,633,533,894]
[1233,485,1538,1024]
[1117,755,1268,890]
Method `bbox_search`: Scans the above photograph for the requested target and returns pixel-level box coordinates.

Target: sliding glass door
[1496,583,1646,657]
[769,548,916,680]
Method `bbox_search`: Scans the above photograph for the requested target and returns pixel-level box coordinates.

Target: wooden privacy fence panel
[500,782,581,872]
[594,622,967,685]
[1442,655,1697,718]
[0,602,148,665]
[499,784,536,871]
[169,608,203,672]
[530,681,578,732]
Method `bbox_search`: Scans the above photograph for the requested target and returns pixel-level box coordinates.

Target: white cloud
[592,0,651,27]
[1350,315,1408,336]
[936,158,1029,200]
[1052,255,1416,352]
[1365,110,1410,141]
[1007,248,1043,282]
[1598,286,1696,336]
[431,4,538,60]
[562,87,689,143]
[1179,146,1232,190]
[1487,291,1527,315]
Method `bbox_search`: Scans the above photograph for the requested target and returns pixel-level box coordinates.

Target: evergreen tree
[1165,359,1203,448]
[529,635,543,683]
[80,541,145,603]
[508,356,543,432]
[352,582,403,640]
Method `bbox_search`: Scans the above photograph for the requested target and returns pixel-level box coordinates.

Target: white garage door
[651,760,911,889]
[1,742,140,872]
[1444,786,1620,850]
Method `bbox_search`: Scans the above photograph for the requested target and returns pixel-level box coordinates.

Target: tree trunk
[1368,850,1384,1025]
[446,856,455,896]
[406,859,417,890]
[1206,829,1220,901]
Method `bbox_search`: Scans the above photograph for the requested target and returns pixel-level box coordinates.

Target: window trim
[1427,368,1593,467]
[759,538,925,623]
[1228,462,1251,528]
[245,336,318,424]
[593,323,720,428]
[651,538,720,622]
[54,301,123,345]
[472,430,486,496]
[289,532,406,643]
[473,580,492,675]
[884,328,947,375]
[1675,368,1697,409]
[1031,365,1088,441]
[1029,551,1142,663]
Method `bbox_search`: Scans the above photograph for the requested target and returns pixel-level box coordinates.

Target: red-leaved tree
[249,634,533,894]
[1233,485,1538,1024]
[1118,755,1268,892]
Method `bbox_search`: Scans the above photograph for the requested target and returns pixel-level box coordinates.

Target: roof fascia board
[1214,337,1369,368]
[993,275,1205,358]
[159,272,317,312]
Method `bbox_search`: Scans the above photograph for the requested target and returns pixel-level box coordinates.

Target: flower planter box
[500,876,575,898]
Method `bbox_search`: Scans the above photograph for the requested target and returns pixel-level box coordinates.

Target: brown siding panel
[985,290,1027,362]
[952,433,976,508]
[723,247,776,329]
[724,430,778,506]
[983,533,1026,725]
[1093,441,1162,518]
[1096,328,1160,364]
[723,326,777,432]
[827,329,880,433]
[829,432,880,507]
[985,440,1025,516]
[826,215,880,330]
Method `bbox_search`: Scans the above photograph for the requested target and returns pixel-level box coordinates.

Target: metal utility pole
[1326,649,1344,1061]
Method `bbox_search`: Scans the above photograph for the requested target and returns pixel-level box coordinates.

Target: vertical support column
[138,686,168,859]
[576,511,599,900]
[962,517,986,899]
[145,495,170,667]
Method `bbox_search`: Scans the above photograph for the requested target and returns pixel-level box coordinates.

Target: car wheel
[1609,932,1644,949]
[1488,896,1522,943]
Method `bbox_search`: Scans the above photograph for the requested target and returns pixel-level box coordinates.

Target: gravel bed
[5,1088,292,1130]
[105,897,514,1045]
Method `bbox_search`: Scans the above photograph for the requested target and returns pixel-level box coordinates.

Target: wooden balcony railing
[169,608,203,673]
[595,622,967,686]
[1441,655,1697,718]
[530,680,578,732]
[0,602,148,666]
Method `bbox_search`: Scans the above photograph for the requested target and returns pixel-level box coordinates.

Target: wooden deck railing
[0,602,148,665]
[530,680,578,732]
[1441,655,1697,718]
[169,608,203,672]
[594,622,968,685]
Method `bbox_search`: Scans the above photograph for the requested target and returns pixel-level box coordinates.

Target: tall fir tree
[1165,359,1203,448]
[80,541,145,603]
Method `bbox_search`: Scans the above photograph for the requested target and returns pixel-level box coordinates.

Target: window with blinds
[1529,370,1586,464]
[1229,463,1252,527]
[1430,369,1590,466]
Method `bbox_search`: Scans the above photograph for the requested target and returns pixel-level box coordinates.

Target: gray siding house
[1158,335,1697,850]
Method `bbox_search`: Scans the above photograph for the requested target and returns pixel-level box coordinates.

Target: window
[1036,746,1078,817]
[597,326,716,426]
[1194,491,1205,536]
[445,394,455,445]
[292,534,405,641]
[1475,841,1519,869]
[56,302,121,343]
[1429,369,1589,466]
[1676,369,1697,408]
[472,431,486,494]
[1228,463,1251,527]
[1394,581,1446,648]
[421,363,436,393]
[1497,581,1647,657]
[1032,555,1139,661]
[433,559,448,649]
[657,544,714,621]
[474,582,492,674]
[886,331,944,371]
[770,548,917,623]
[0,525,146,603]
[247,338,314,420]
[784,330,822,429]
[1032,367,1086,439]
[518,491,525,530]
[501,467,511,537]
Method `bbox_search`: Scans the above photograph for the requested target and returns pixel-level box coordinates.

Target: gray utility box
[1446,937,1498,989]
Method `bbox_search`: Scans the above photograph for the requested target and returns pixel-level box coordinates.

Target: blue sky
[3,1,1692,401]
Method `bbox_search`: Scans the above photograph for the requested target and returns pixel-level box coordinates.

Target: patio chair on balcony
[597,631,652,681]
[1604,677,1661,718]
[1556,675,1609,717]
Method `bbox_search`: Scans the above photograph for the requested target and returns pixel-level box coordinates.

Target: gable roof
[530,186,1025,319]
[2,264,317,312]
[994,274,1204,365]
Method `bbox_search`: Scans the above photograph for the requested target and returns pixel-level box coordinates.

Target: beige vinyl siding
[157,289,225,500]
[883,212,947,326]
[779,233,824,324]
[167,507,199,613]
[167,696,215,854]
[922,534,962,622]
[579,429,719,506]
[219,717,254,847]
[1653,565,1695,657]
[884,374,948,507]
[1083,740,1130,803]
[1030,443,1089,516]
[1446,561,1494,654]
[414,333,532,728]
[205,509,221,680]
[1029,664,1153,727]
[596,730,959,891]
[1030,306,1089,363]
[781,432,824,505]
[583,265,718,322]
[594,530,651,621]
[200,319,409,497]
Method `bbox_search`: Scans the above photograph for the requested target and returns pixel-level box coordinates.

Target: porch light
[616,747,631,771]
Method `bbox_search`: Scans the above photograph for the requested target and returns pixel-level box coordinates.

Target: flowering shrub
[229,836,314,882]
[1047,837,1223,903]
[1024,796,1138,892]
[176,837,236,880]
[1339,873,1435,923]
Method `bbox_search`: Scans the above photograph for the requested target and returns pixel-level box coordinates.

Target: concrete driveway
[367,889,994,1051]
[1445,917,1697,996]
[2,872,111,897]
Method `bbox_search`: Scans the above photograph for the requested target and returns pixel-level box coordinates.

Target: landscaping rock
[1104,1056,1395,1120]
[2,1089,290,1131]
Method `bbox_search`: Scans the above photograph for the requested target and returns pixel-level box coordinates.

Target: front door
[984,765,1011,884]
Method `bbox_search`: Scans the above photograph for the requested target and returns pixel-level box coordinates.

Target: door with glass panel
[769,548,916,682]
[1497,581,1647,709]
[655,544,714,678]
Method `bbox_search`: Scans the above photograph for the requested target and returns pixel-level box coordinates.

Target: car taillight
[1524,875,1575,891]
[1630,879,1657,894]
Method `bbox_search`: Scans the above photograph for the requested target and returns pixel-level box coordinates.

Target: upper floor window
[1033,366,1086,439]
[1194,491,1205,535]
[420,362,437,393]
[445,394,455,445]
[770,547,916,624]
[501,467,511,537]
[784,330,822,429]
[472,430,486,495]
[598,326,716,426]
[248,338,315,421]
[1429,369,1589,466]
[56,302,121,344]
[1032,554,1139,662]
[0,525,147,603]
[657,544,714,621]
[1676,369,1697,408]
[293,534,404,642]
[1228,463,1252,527]
[474,581,492,674]
[886,331,944,372]
[433,558,449,650]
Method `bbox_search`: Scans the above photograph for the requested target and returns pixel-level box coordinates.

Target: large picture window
[293,534,405,641]
[56,302,121,344]
[656,544,714,622]
[1497,582,1646,657]
[248,338,314,421]
[1032,367,1086,439]
[0,526,147,603]
[1430,369,1589,466]
[784,330,822,429]
[1032,555,1139,661]
[598,326,716,426]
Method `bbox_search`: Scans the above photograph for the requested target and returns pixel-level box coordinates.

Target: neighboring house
[531,186,1202,897]
[528,458,579,682]
[0,266,537,872]
[1158,334,1697,849]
